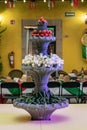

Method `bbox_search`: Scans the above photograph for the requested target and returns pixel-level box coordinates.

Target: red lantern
[7,0,15,8]
[73,0,79,6]
[29,0,36,9]
[48,0,55,9]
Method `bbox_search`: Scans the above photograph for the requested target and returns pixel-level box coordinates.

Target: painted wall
[0,1,87,76]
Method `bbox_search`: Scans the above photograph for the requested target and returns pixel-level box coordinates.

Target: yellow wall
[0,1,87,76]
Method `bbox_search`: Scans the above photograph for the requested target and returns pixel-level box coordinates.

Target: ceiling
[0,0,86,2]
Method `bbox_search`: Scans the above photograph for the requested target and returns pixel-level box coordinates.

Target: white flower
[22,53,64,69]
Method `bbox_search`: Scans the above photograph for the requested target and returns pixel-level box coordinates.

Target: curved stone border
[13,98,69,120]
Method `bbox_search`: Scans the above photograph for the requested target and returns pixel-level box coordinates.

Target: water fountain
[13,17,69,120]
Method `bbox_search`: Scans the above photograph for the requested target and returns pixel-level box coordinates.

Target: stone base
[13,99,69,120]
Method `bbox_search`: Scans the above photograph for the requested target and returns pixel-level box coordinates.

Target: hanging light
[85,14,87,24]
[81,0,84,2]
[44,0,46,2]
[23,0,26,3]
[0,16,3,26]
[4,0,7,4]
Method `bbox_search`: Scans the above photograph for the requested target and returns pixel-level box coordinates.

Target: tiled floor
[0,104,87,130]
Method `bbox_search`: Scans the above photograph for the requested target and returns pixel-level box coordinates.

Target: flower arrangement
[22,53,64,69]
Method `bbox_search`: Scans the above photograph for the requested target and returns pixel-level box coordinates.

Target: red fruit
[39,30,42,35]
[46,30,50,33]
[32,34,34,36]
[50,32,53,34]
[42,30,47,34]
[33,30,38,34]
[42,19,45,23]
[36,34,39,37]
[45,33,49,36]
[49,34,52,36]
[48,30,53,35]
[40,33,44,37]
[48,30,52,33]
[39,30,42,33]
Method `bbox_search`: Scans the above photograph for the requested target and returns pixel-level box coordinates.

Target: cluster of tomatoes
[38,17,47,24]
[31,17,53,37]
[32,29,53,37]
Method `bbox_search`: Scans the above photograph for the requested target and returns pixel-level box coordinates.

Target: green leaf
[0,27,7,34]
[0,62,3,72]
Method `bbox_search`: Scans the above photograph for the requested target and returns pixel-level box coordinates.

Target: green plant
[0,26,7,72]
[0,27,7,39]
[0,62,3,72]
[0,56,3,72]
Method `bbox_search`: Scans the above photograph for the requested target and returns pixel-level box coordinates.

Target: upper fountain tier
[31,17,56,45]
[31,17,55,38]
[37,17,48,31]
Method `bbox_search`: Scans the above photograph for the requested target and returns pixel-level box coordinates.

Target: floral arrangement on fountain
[13,17,69,120]
[22,53,64,69]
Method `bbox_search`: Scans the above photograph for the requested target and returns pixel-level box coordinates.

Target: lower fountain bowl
[13,99,69,120]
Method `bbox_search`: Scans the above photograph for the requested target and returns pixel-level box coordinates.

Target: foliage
[17,90,66,105]
[0,56,3,72]
[0,27,7,38]
[0,27,7,72]
[0,62,3,72]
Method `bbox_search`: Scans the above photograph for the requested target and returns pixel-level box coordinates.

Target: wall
[0,1,87,76]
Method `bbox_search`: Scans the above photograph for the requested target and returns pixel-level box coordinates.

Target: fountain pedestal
[13,66,69,120]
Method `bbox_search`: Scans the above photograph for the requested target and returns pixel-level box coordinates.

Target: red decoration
[52,0,55,8]
[70,0,79,6]
[48,0,55,9]
[7,1,11,8]
[7,0,15,8]
[29,0,36,9]
[73,0,79,6]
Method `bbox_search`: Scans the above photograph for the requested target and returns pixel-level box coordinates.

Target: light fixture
[43,0,46,2]
[85,14,87,24]
[81,0,84,2]
[23,0,26,3]
[0,16,2,26]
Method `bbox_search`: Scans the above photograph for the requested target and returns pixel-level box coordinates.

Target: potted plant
[0,56,3,74]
